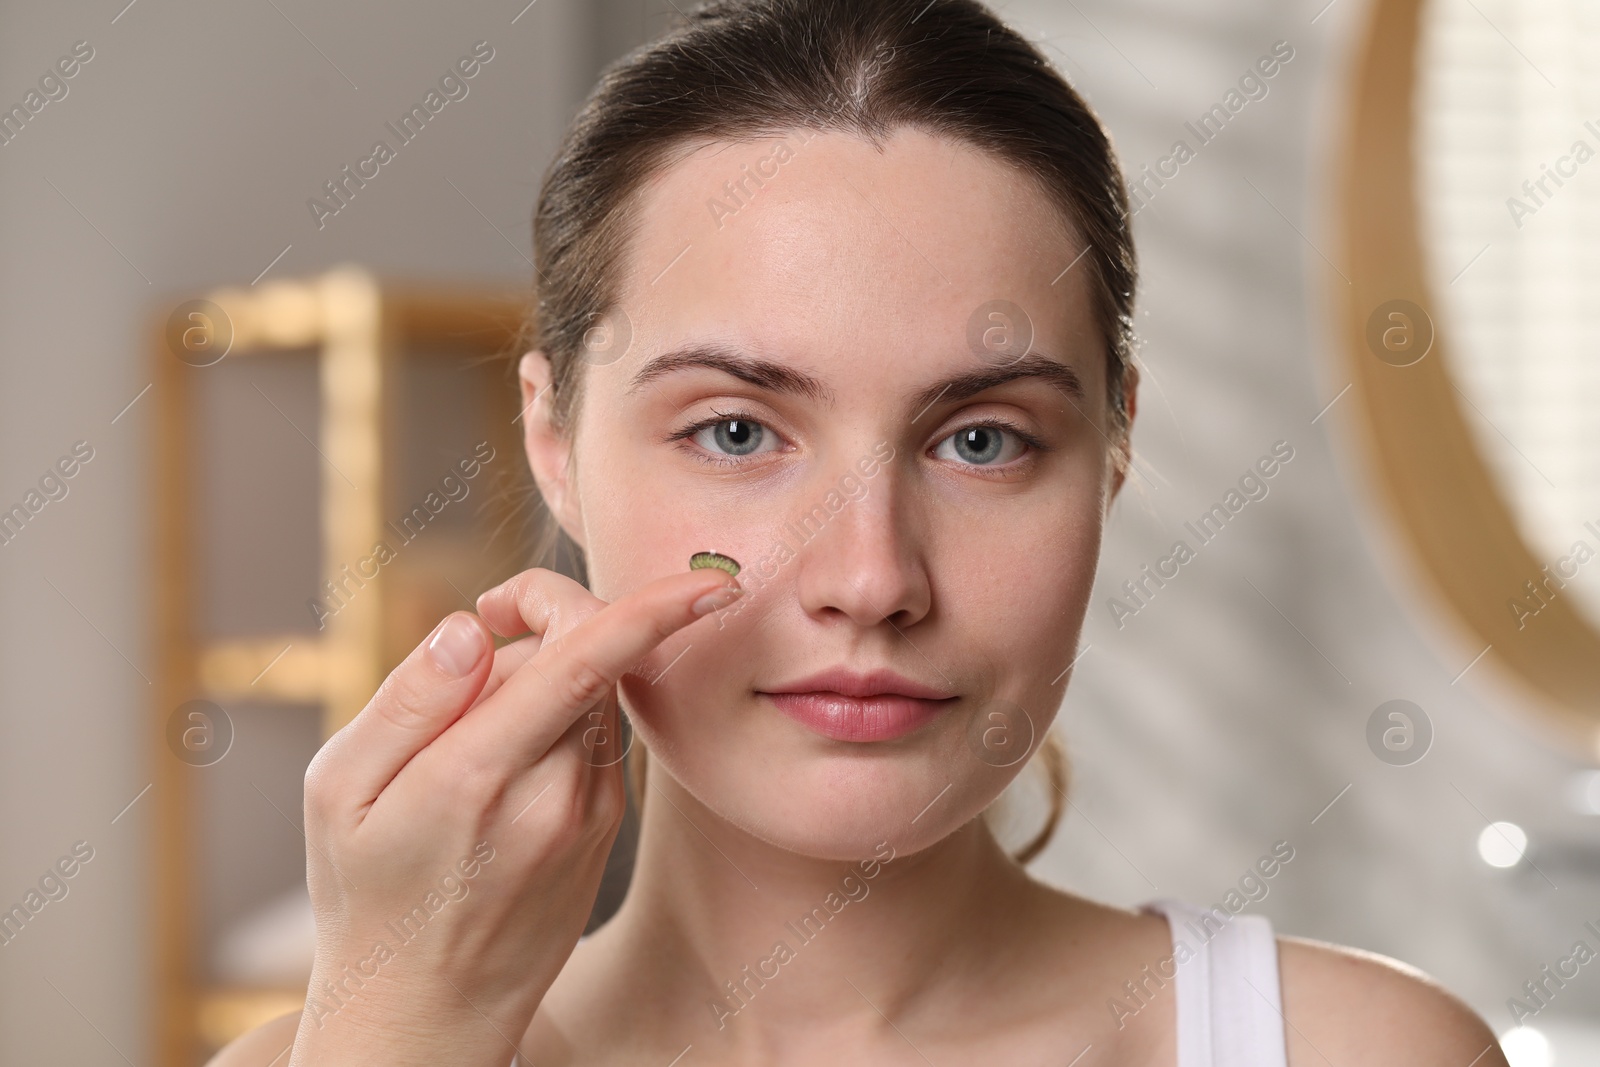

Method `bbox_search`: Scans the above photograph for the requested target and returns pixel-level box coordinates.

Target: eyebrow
[905,353,1087,415]
[626,342,836,404]
[625,342,1087,414]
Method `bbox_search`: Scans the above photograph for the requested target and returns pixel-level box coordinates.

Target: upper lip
[760,667,955,701]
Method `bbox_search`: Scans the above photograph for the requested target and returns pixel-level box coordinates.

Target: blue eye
[667,410,1046,471]
[671,408,782,466]
[934,421,1043,467]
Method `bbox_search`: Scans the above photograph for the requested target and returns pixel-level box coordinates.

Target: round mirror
[1338,0,1600,755]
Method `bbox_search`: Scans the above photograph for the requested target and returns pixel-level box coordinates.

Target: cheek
[933,479,1102,634]
[958,490,1103,728]
[575,427,772,600]
[617,665,765,831]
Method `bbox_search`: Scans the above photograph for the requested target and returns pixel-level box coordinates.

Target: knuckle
[302,732,356,818]
[492,566,543,599]
[371,669,435,731]
[647,606,681,645]
[303,750,334,814]
[431,749,507,813]
[478,567,550,633]
[590,771,627,831]
[396,748,481,817]
[560,658,611,710]
[536,773,589,849]
[509,579,546,629]
[512,568,569,622]
[516,567,555,601]
[486,567,607,646]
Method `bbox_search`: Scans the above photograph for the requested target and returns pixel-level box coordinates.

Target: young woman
[213,1,1508,1064]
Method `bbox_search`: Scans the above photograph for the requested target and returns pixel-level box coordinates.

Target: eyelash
[666,407,1051,471]
[666,407,772,469]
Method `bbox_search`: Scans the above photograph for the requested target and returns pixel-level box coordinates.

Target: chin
[633,699,1010,861]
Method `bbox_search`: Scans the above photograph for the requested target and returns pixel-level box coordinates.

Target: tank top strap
[1138,897,1289,1067]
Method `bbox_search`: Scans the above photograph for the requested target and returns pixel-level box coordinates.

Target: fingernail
[428,614,483,677]
[692,583,744,616]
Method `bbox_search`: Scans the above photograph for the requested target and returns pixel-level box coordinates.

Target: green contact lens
[689,550,741,577]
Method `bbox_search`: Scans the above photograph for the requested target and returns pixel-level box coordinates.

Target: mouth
[755,668,953,742]
[758,691,958,742]
[756,666,958,742]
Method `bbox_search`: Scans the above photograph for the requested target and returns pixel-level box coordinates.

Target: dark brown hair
[520,0,1136,864]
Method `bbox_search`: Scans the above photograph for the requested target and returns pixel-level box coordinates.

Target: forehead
[609,126,1101,394]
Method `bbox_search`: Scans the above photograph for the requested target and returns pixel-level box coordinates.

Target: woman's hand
[284,565,743,1067]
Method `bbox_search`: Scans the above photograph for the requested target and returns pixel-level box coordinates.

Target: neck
[599,765,1041,1045]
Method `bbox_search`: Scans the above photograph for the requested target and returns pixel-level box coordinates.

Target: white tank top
[511,897,1288,1067]
[1139,897,1290,1066]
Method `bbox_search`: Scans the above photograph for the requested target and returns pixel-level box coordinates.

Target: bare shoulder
[202,1010,301,1067]
[1278,934,1508,1067]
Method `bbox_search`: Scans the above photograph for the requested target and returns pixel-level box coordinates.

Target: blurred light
[1563,769,1600,815]
[1499,1025,1552,1067]
[1478,821,1529,868]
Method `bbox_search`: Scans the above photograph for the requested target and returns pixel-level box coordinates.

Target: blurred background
[2,0,1597,1064]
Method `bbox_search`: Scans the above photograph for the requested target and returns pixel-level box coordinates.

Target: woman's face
[526,126,1129,860]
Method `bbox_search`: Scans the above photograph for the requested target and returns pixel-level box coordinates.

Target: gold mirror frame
[1339,0,1600,757]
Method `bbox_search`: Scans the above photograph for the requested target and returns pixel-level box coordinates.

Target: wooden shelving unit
[150,266,540,1064]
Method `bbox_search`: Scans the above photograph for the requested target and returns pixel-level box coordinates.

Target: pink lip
[761,692,954,741]
[762,667,953,700]
[758,666,957,742]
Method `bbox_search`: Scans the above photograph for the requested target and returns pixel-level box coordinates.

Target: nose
[790,458,931,630]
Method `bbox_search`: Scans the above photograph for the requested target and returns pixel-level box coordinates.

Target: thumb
[309,612,493,813]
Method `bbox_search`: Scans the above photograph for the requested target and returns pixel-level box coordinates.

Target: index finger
[454,567,743,764]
